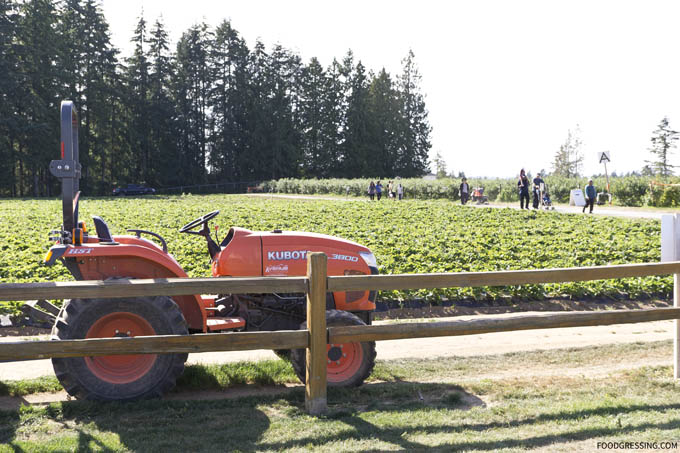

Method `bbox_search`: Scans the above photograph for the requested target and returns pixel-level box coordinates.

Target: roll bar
[49,101,82,244]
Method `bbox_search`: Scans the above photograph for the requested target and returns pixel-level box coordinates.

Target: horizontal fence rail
[3,308,679,362]
[327,261,680,292]
[2,261,679,302]
[0,276,308,301]
[0,330,308,361]
[328,308,680,343]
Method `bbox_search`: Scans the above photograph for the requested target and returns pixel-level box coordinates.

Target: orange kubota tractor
[43,101,378,401]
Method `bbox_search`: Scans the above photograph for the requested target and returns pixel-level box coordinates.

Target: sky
[101,0,680,179]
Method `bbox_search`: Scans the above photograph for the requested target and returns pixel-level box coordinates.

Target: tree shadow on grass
[0,409,20,445]
[255,381,485,451]
[63,396,273,452]
[0,390,278,452]
[256,382,680,452]
[3,381,680,452]
[263,411,680,452]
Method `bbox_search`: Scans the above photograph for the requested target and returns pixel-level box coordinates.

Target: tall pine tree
[147,17,176,186]
[299,57,327,177]
[16,0,62,196]
[125,14,152,184]
[368,68,401,176]
[396,50,430,177]
[646,117,679,177]
[172,24,211,185]
[208,20,250,181]
[0,0,20,195]
[320,59,345,178]
[342,53,373,176]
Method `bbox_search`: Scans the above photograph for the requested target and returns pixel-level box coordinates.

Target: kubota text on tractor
[40,101,378,401]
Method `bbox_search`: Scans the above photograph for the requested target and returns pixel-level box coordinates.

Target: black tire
[290,310,375,387]
[52,296,188,401]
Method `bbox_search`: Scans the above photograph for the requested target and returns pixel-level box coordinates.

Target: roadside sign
[598,151,612,205]
[569,189,586,207]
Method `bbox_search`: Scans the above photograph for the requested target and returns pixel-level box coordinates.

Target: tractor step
[36,299,60,316]
[20,300,58,326]
[206,316,246,332]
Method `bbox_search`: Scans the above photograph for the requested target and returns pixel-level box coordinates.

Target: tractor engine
[214,293,306,331]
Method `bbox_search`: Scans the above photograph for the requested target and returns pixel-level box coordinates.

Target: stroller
[540,183,555,210]
[471,187,489,204]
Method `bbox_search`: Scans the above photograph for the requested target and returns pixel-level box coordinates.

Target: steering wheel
[179,210,220,234]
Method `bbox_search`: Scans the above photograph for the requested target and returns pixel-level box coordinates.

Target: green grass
[1,341,678,452]
[176,360,299,390]
[0,194,669,316]
[0,376,62,397]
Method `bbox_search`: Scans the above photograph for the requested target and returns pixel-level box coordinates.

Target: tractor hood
[212,227,375,278]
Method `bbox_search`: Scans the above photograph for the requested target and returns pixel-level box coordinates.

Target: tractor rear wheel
[52,296,188,401]
[290,310,375,387]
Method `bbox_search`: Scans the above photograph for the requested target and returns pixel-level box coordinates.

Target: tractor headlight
[359,251,377,268]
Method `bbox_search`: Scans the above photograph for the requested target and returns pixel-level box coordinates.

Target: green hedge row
[261,176,680,207]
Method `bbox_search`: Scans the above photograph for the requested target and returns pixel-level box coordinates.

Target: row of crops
[261,176,680,207]
[0,195,667,314]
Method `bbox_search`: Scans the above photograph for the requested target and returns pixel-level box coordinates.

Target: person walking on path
[532,172,545,209]
[376,181,383,200]
[397,183,404,200]
[583,179,596,213]
[459,178,470,205]
[517,169,530,210]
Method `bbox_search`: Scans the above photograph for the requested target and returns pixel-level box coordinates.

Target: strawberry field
[0,195,668,314]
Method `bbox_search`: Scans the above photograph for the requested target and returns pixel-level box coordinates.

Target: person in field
[375,181,383,200]
[368,181,376,200]
[532,172,545,209]
[517,169,530,210]
[397,183,404,200]
[459,177,469,205]
[583,179,596,213]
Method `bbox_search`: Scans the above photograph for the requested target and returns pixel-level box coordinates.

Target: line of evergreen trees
[0,0,432,197]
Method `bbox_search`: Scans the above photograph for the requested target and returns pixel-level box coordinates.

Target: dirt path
[246,193,675,220]
[472,202,668,219]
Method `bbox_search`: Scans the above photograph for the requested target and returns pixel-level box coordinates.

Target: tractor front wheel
[52,296,188,401]
[290,310,375,387]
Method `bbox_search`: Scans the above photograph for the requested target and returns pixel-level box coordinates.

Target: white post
[661,214,680,379]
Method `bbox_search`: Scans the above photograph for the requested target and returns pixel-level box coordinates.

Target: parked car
[112,184,156,196]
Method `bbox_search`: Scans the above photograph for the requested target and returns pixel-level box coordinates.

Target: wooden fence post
[661,214,680,379]
[305,252,328,415]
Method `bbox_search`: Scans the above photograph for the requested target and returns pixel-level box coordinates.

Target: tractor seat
[92,216,115,243]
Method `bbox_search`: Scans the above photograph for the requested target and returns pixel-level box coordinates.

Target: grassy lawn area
[1,340,679,452]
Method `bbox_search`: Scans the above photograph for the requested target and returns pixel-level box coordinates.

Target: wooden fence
[1,256,680,414]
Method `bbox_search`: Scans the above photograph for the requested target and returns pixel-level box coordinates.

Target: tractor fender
[60,236,207,331]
